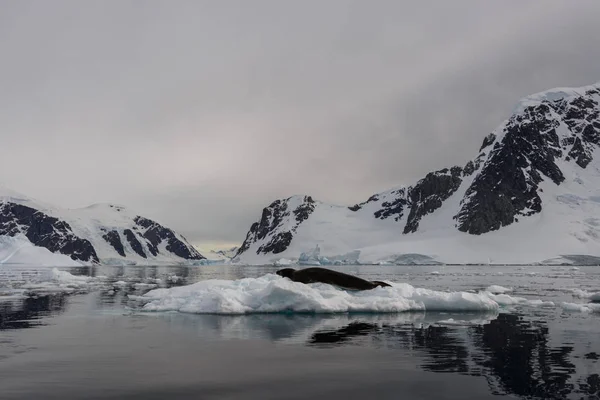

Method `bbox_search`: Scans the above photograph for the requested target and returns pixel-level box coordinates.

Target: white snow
[274,258,294,266]
[139,274,515,315]
[0,235,82,267]
[483,292,555,308]
[202,246,239,262]
[1,267,100,297]
[436,317,493,327]
[513,82,600,114]
[485,285,513,294]
[0,187,201,266]
[236,85,600,266]
[570,288,600,301]
[238,181,600,264]
[561,302,600,313]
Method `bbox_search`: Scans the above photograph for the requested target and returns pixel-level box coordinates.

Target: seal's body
[276,267,391,291]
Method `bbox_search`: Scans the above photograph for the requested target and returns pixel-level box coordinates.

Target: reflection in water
[473,314,576,398]
[578,374,600,397]
[414,325,470,374]
[306,313,598,399]
[0,295,67,330]
[1,264,599,400]
[309,322,379,345]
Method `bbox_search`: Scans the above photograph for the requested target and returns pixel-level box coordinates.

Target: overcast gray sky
[1,1,600,248]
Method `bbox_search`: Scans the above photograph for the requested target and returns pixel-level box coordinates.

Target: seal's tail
[372,280,391,288]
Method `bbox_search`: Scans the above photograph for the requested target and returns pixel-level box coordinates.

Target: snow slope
[0,235,82,267]
[235,82,600,265]
[140,273,499,314]
[0,187,204,265]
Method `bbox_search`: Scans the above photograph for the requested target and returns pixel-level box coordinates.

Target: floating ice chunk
[299,245,321,266]
[430,271,441,275]
[139,274,498,315]
[16,268,98,295]
[167,275,183,283]
[436,318,493,327]
[51,268,91,285]
[319,257,332,265]
[485,285,513,294]
[133,283,158,290]
[274,258,294,267]
[483,291,554,308]
[569,288,600,301]
[561,302,600,313]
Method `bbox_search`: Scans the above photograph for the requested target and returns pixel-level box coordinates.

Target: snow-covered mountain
[235,82,600,265]
[0,187,205,265]
[206,246,239,261]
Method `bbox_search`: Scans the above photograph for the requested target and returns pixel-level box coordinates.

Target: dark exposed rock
[133,216,204,260]
[235,222,258,257]
[373,189,408,221]
[234,196,317,257]
[463,160,476,176]
[293,196,316,223]
[258,200,288,241]
[258,231,293,254]
[102,230,125,257]
[235,83,600,259]
[561,94,600,169]
[568,137,592,168]
[165,236,198,259]
[456,104,565,234]
[0,197,204,262]
[0,202,98,263]
[349,194,380,212]
[234,199,292,257]
[404,167,463,234]
[123,229,146,258]
[480,133,496,152]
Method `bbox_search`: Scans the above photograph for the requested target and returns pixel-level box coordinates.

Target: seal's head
[276,268,296,279]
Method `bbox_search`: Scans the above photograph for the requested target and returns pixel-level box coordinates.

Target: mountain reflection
[307,313,598,399]
[473,314,576,398]
[309,322,379,345]
[0,295,67,330]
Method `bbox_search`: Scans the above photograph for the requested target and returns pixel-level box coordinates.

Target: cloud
[1,0,600,245]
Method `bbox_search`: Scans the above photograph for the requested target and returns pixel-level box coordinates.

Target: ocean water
[0,264,599,399]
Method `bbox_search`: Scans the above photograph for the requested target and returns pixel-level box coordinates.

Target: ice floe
[485,285,513,294]
[139,274,504,314]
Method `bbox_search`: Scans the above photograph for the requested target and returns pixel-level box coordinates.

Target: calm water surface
[0,264,599,399]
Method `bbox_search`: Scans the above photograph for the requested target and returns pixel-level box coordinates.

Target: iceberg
[138,274,499,315]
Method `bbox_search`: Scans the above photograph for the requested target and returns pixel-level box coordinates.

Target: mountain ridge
[234,81,600,265]
[0,187,205,265]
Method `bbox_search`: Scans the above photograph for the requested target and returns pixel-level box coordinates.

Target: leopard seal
[275,267,391,291]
